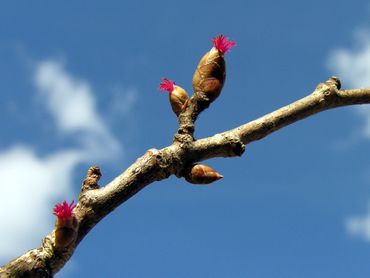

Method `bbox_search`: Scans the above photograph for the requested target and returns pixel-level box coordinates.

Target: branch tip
[87,166,102,180]
[81,166,101,192]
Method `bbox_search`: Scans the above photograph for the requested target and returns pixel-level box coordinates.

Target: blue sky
[1,1,370,277]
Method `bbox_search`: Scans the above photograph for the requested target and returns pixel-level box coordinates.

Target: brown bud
[192,35,236,104]
[192,48,225,103]
[53,200,78,249]
[54,217,78,249]
[159,78,189,116]
[185,164,223,184]
[169,85,189,116]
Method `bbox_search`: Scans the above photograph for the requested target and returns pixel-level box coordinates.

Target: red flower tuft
[53,200,76,220]
[159,78,175,93]
[212,35,236,54]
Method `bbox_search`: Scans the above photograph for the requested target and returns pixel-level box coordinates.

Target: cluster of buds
[185,164,223,185]
[192,35,236,103]
[53,200,78,249]
[159,35,235,116]
[159,35,234,185]
[159,78,189,116]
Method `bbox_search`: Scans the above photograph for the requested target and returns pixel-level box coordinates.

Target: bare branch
[1,77,370,277]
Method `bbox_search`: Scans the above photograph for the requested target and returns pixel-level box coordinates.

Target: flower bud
[159,78,189,116]
[192,35,236,103]
[53,200,78,249]
[185,164,223,184]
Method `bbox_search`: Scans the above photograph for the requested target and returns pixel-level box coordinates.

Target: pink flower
[159,78,175,93]
[53,200,76,220]
[212,35,236,54]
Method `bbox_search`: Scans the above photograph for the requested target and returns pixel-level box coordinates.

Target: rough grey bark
[1,76,370,277]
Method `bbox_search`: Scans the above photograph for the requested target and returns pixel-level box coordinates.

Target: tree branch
[1,77,370,277]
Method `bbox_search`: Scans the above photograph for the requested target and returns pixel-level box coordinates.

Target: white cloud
[35,60,104,134]
[327,36,370,88]
[0,60,135,261]
[34,60,121,161]
[346,203,370,241]
[110,86,138,117]
[328,31,370,242]
[0,146,83,257]
[327,30,370,139]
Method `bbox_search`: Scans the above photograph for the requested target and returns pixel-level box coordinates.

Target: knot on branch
[230,139,246,156]
[221,134,246,157]
[81,166,101,192]
[315,76,341,103]
[173,132,194,144]
[326,76,341,90]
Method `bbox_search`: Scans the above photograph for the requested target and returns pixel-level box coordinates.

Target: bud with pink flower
[53,200,78,249]
[192,35,236,103]
[159,78,189,116]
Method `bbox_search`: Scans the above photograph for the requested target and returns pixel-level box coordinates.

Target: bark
[1,76,370,277]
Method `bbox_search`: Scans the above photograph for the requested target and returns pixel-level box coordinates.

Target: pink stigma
[159,78,175,93]
[53,200,76,220]
[212,35,236,54]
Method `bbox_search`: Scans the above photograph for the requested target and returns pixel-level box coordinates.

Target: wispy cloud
[346,203,370,241]
[110,86,138,117]
[34,60,121,161]
[35,61,105,134]
[327,30,370,242]
[327,30,370,139]
[0,60,136,261]
[327,31,370,88]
